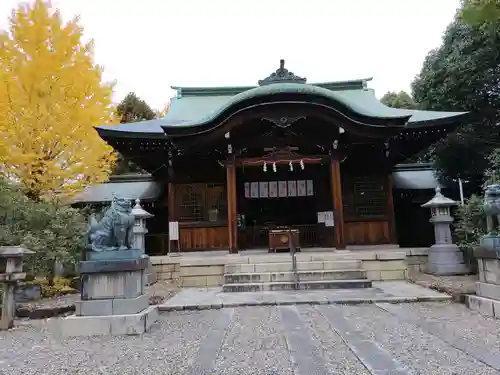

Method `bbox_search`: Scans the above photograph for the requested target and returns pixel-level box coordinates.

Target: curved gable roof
[95,79,467,138]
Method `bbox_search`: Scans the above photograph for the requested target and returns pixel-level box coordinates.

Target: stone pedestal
[421,187,468,275]
[53,251,158,336]
[479,235,500,251]
[467,247,500,319]
[131,199,156,285]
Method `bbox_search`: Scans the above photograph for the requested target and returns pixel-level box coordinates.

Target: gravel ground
[215,306,293,374]
[1,310,219,375]
[337,304,500,375]
[298,305,371,375]
[379,301,500,354]
[2,302,500,374]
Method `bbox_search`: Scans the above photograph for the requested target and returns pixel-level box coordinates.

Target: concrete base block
[143,255,157,285]
[50,306,158,337]
[112,294,149,315]
[75,294,149,316]
[146,270,157,285]
[476,282,500,301]
[75,299,113,316]
[426,245,469,275]
[479,236,500,251]
[466,295,500,319]
[426,262,469,276]
[82,269,145,300]
[86,249,144,261]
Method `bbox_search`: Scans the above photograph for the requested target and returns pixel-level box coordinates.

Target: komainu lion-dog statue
[85,195,135,252]
[483,184,500,236]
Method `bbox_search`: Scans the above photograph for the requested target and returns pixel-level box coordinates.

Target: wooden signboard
[168,221,180,255]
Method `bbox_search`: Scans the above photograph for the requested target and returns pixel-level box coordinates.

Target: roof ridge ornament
[258,59,307,86]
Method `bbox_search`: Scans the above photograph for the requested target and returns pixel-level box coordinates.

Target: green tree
[411,7,500,190]
[0,177,86,281]
[116,92,156,123]
[461,0,500,25]
[380,91,417,109]
[112,92,156,174]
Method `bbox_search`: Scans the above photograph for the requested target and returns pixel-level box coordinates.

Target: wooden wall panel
[174,183,227,222]
[344,221,390,245]
[179,226,229,250]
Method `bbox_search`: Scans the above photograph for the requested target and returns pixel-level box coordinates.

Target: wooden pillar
[167,182,175,222]
[167,182,177,254]
[330,156,346,249]
[386,174,398,244]
[226,160,238,253]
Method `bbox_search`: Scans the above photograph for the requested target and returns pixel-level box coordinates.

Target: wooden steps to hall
[222,259,372,292]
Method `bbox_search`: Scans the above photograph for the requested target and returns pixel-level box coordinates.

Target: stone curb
[158,295,452,312]
[409,280,473,303]
[16,305,75,319]
[16,295,173,320]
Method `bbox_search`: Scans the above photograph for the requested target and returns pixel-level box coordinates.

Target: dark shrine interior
[236,163,330,228]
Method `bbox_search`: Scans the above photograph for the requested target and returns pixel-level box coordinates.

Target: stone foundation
[51,306,158,336]
[467,247,500,319]
[152,248,430,287]
[405,248,429,274]
[54,254,158,336]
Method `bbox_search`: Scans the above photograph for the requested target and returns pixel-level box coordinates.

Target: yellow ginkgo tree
[0,0,117,200]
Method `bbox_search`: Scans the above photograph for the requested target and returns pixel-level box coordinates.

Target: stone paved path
[159,281,452,311]
[2,302,500,374]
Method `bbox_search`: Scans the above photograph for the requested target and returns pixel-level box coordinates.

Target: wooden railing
[240,224,324,249]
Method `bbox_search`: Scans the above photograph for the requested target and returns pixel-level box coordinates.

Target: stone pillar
[131,199,156,285]
[0,246,34,330]
[468,247,500,319]
[421,187,468,275]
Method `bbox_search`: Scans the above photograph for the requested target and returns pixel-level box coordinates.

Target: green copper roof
[96,70,467,138]
[163,82,416,130]
[164,82,465,128]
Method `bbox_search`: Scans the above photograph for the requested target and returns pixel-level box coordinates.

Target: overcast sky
[0,0,461,110]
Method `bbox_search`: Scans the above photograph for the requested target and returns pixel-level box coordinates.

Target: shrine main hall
[91,60,468,254]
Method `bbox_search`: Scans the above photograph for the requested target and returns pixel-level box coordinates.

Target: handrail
[288,229,299,290]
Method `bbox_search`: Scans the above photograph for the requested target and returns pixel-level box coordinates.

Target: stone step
[224,269,367,284]
[222,279,373,292]
[225,260,362,274]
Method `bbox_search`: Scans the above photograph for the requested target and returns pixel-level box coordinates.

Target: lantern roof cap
[421,187,457,208]
[131,198,154,218]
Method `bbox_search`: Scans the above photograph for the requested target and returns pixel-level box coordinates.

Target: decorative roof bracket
[262,115,306,128]
[258,59,307,86]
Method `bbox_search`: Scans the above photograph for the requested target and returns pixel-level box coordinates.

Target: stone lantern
[0,246,34,330]
[421,187,468,275]
[131,198,156,284]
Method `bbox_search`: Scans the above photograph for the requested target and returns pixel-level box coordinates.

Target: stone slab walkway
[3,302,500,374]
[158,281,452,311]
